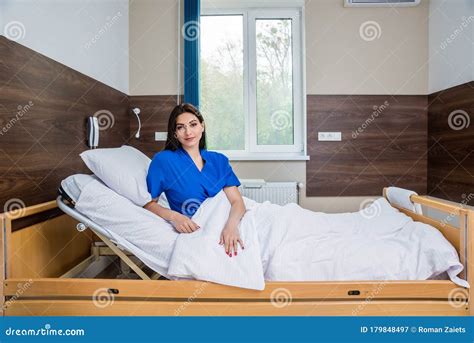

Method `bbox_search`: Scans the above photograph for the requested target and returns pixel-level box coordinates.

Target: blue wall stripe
[183,0,200,107]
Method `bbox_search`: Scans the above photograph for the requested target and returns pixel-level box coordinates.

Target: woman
[143,103,246,258]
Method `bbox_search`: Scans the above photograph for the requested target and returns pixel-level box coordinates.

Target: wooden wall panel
[1,36,471,206]
[0,36,130,209]
[306,95,427,196]
[428,82,474,205]
[129,95,179,158]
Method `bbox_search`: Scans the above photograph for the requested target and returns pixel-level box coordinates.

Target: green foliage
[200,18,294,150]
[256,19,294,145]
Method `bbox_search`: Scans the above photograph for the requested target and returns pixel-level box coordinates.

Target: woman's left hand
[219,225,244,257]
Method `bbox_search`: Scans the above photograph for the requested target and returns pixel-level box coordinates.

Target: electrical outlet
[155,132,168,141]
[318,132,342,141]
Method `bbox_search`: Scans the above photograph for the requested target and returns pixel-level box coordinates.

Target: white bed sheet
[74,179,468,290]
[75,179,179,279]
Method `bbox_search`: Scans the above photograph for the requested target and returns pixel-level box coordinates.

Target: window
[200,7,306,160]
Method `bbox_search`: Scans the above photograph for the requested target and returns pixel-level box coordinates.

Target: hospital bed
[0,183,472,316]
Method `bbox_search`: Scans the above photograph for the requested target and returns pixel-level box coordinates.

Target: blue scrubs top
[146,147,241,217]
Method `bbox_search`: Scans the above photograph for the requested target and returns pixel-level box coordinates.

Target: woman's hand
[170,212,200,233]
[219,225,244,257]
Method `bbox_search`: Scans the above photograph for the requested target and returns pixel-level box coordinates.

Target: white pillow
[60,174,99,203]
[80,145,152,206]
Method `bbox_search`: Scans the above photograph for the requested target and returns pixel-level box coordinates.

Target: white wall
[235,0,429,213]
[305,0,429,95]
[429,0,474,93]
[128,0,430,213]
[1,0,129,94]
[129,0,181,95]
[0,7,3,34]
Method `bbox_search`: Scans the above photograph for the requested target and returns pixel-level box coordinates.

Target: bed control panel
[318,132,342,141]
[108,288,120,295]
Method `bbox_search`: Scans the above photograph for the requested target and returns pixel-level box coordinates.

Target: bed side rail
[383,188,474,297]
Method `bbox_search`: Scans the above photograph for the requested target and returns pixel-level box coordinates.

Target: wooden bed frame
[1,190,473,316]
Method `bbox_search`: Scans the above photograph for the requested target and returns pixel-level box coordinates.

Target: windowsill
[220,153,310,161]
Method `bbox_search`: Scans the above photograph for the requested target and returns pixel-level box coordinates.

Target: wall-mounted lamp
[132,107,141,139]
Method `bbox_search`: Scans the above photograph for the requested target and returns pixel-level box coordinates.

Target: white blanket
[75,184,468,290]
[168,191,265,289]
[169,191,468,289]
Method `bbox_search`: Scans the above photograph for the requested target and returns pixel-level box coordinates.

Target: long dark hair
[164,103,207,151]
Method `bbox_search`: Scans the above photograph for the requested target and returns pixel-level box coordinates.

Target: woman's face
[175,112,205,149]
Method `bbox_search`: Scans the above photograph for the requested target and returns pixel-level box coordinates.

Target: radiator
[238,179,300,205]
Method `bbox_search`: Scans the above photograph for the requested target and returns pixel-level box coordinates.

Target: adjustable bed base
[56,197,161,281]
[0,189,472,316]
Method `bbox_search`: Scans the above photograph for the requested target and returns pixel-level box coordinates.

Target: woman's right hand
[170,212,200,233]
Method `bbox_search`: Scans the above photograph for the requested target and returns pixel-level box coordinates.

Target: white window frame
[200,5,308,161]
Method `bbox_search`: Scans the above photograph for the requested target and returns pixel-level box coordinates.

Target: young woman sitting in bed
[144,103,245,258]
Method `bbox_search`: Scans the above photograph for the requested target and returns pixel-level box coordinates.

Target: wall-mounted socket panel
[318,132,342,141]
[155,132,168,141]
